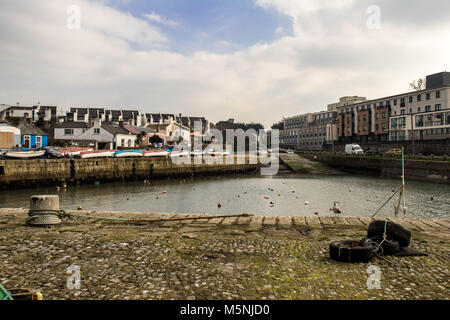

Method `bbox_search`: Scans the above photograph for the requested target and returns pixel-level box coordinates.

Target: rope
[363,220,388,256]
[371,186,402,219]
[3,291,11,300]
[26,210,62,226]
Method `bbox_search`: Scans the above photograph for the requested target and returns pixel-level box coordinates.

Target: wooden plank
[263,216,277,226]
[305,216,321,228]
[420,218,449,231]
[331,216,350,226]
[278,216,293,228]
[248,216,264,226]
[358,217,372,226]
[388,218,422,232]
[235,217,252,225]
[405,219,436,232]
[221,217,238,226]
[318,216,334,226]
[431,219,450,229]
[344,216,365,227]
[208,217,224,225]
[292,216,307,226]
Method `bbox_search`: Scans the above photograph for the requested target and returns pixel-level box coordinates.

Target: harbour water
[1,174,449,219]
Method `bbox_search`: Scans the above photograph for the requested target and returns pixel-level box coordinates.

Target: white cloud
[0,0,449,128]
[143,12,179,28]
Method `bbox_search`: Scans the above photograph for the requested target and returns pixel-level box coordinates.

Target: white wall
[54,127,86,140]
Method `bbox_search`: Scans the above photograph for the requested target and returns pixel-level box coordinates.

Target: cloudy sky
[0,0,449,127]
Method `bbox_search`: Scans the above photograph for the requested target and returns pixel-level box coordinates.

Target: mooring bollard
[26,195,62,227]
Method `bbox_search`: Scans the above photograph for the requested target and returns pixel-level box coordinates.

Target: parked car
[366,147,381,155]
[287,149,294,154]
[345,144,364,155]
[385,148,402,156]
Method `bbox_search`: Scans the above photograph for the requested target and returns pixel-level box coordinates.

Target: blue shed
[17,121,48,149]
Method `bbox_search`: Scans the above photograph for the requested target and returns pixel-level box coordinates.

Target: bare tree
[409,78,426,91]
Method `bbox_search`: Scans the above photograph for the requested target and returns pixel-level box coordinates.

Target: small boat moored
[80,150,115,159]
[143,150,169,157]
[4,150,46,159]
[114,150,143,158]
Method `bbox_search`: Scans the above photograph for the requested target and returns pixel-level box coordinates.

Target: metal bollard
[26,195,62,227]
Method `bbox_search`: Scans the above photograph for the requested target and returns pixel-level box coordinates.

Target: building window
[417,94,421,101]
[426,93,430,100]
[436,91,441,99]
[376,113,379,119]
[64,129,74,135]
[446,112,450,125]
[425,106,431,112]
[394,100,397,106]
[94,128,100,135]
[401,110,405,115]
[382,112,386,118]
[424,114,433,126]
[409,96,413,103]
[418,107,421,112]
[400,98,405,107]
[391,118,397,129]
[435,104,441,111]
[415,115,424,127]
[121,139,125,146]
[434,113,444,126]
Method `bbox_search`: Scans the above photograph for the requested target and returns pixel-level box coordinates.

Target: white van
[345,144,364,155]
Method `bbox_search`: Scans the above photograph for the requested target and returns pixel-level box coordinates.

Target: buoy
[162,191,167,194]
[314,211,319,215]
[264,196,269,199]
[77,205,82,210]
[430,197,434,200]
[156,196,159,199]
[277,193,280,196]
[305,201,309,205]
[292,191,295,193]
[218,202,222,208]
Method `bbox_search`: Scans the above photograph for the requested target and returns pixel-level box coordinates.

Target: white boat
[143,150,169,157]
[5,150,46,159]
[57,147,93,157]
[80,150,115,159]
[114,150,143,158]
[170,150,190,157]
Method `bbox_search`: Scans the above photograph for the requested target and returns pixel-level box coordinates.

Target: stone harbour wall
[0,156,261,189]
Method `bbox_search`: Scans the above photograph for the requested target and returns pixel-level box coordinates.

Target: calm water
[0,174,449,219]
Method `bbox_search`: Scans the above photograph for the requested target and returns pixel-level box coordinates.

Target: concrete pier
[0,208,448,300]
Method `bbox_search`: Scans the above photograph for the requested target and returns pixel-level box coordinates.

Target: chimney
[94,117,102,127]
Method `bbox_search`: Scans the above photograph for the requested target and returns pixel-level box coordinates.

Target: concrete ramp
[279,153,342,174]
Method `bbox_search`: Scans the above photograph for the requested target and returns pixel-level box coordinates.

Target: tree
[149,134,163,145]
[409,78,426,91]
[135,131,147,147]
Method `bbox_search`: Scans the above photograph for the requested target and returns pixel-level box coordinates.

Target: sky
[0,0,449,128]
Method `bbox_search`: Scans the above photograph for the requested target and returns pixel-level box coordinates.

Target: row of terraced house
[0,103,210,149]
[279,71,450,151]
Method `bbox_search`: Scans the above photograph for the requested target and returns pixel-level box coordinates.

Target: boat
[80,150,115,159]
[57,147,93,157]
[170,150,190,157]
[143,150,169,157]
[114,150,143,158]
[4,150,46,159]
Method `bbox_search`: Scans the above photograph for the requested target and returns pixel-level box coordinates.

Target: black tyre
[367,237,400,255]
[329,240,374,263]
[367,220,411,247]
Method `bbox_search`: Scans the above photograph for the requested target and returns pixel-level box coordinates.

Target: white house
[73,118,137,149]
[54,122,89,142]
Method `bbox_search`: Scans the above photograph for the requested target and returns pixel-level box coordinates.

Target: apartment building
[335,72,450,143]
[280,110,338,150]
